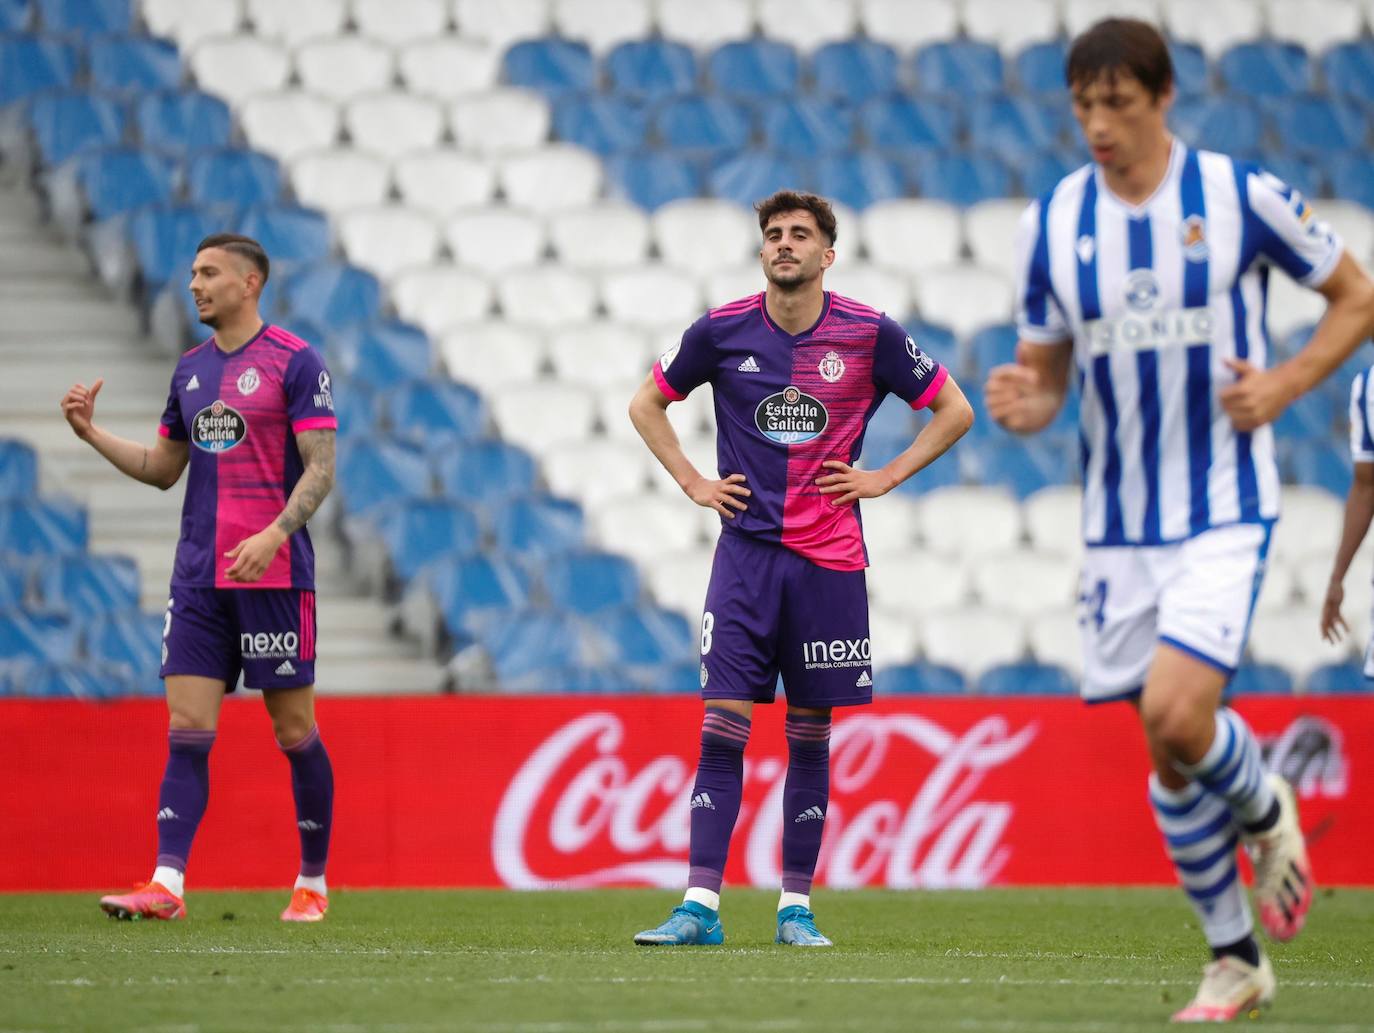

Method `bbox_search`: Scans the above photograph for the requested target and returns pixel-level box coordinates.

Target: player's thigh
[164,675,227,730]
[1138,642,1229,772]
[698,536,784,703]
[778,560,872,709]
[261,683,317,746]
[1077,545,1162,702]
[231,588,317,691]
[160,587,241,690]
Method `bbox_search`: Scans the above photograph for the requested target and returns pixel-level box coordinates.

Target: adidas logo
[186,374,200,391]
[855,670,872,688]
[690,792,716,811]
[737,355,760,372]
[794,805,825,824]
[275,659,297,676]
[156,807,178,822]
[297,819,323,832]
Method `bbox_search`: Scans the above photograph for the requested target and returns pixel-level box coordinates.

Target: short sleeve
[1350,371,1374,463]
[872,315,948,410]
[653,314,716,400]
[284,346,338,433]
[1014,199,1071,344]
[159,369,187,440]
[1244,168,1343,288]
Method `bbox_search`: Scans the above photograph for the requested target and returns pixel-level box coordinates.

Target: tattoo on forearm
[275,430,335,536]
[141,448,148,473]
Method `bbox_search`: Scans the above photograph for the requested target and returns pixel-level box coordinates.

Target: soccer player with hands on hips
[1320,367,1374,666]
[629,190,973,948]
[984,19,1374,1023]
[62,234,339,924]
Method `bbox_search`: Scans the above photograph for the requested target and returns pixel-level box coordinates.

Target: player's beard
[766,260,813,292]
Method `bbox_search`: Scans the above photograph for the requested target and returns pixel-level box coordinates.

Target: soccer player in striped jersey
[984,19,1374,1023]
[63,235,338,924]
[629,191,972,947]
[1318,370,1374,670]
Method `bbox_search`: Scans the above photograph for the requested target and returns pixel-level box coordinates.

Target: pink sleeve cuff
[292,416,338,433]
[652,364,686,402]
[910,366,950,410]
[157,424,171,437]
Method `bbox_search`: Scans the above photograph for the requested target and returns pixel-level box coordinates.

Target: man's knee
[1140,691,1213,761]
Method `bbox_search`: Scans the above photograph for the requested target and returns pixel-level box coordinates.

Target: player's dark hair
[755,191,838,246]
[195,233,270,285]
[1065,17,1174,100]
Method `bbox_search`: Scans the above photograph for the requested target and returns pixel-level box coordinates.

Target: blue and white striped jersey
[1349,368,1374,464]
[1015,141,1342,547]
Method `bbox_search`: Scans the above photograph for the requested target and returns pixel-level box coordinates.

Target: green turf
[0,888,1371,1033]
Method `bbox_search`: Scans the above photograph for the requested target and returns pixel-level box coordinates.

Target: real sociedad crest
[1180,215,1209,262]
[818,350,845,383]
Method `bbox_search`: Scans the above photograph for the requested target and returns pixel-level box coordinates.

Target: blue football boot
[633,901,724,946]
[776,905,833,947]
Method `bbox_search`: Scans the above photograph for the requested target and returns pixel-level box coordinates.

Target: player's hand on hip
[60,378,103,439]
[984,364,1046,433]
[816,460,890,506]
[1320,581,1349,644]
[1220,358,1296,432]
[224,526,287,582]
[686,472,750,519]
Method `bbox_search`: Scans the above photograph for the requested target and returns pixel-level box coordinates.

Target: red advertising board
[0,696,1366,891]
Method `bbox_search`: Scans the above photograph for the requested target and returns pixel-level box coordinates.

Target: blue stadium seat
[62,148,176,221]
[1257,154,1322,199]
[859,97,958,155]
[761,98,853,158]
[0,610,77,663]
[968,98,1064,163]
[1170,42,1210,97]
[1218,42,1311,99]
[25,661,133,699]
[912,153,1012,207]
[1228,663,1293,695]
[433,439,538,507]
[0,34,78,106]
[964,435,1075,497]
[976,662,1076,696]
[502,38,596,98]
[913,40,1003,98]
[552,95,648,155]
[282,263,382,329]
[967,324,1018,375]
[539,665,642,694]
[0,440,37,500]
[0,555,29,607]
[1021,148,1086,198]
[882,662,966,694]
[371,498,483,584]
[186,150,282,207]
[85,611,162,683]
[236,205,329,266]
[815,151,903,210]
[656,660,704,693]
[1274,386,1334,438]
[1172,97,1262,155]
[605,39,697,101]
[811,39,899,105]
[0,0,31,30]
[335,438,431,515]
[1329,152,1374,209]
[1014,40,1065,94]
[1269,97,1367,157]
[36,554,139,616]
[1305,661,1369,693]
[653,95,752,158]
[1322,40,1374,103]
[425,553,533,640]
[0,498,87,555]
[37,0,130,33]
[133,91,233,154]
[1284,437,1352,494]
[707,39,800,99]
[542,550,641,613]
[602,606,694,667]
[480,610,607,689]
[893,443,962,494]
[382,380,486,443]
[127,204,224,289]
[708,150,799,207]
[605,152,703,209]
[492,495,585,558]
[331,321,432,390]
[906,320,960,374]
[88,33,181,92]
[27,92,126,166]
[859,427,910,469]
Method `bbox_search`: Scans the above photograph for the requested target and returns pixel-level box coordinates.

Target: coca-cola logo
[492,712,1038,891]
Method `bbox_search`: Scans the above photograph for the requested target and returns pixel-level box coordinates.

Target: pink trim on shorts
[292,416,337,433]
[652,364,686,401]
[911,365,949,410]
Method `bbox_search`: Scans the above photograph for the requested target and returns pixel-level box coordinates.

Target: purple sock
[155,728,215,872]
[280,726,334,878]
[781,714,831,895]
[687,708,751,894]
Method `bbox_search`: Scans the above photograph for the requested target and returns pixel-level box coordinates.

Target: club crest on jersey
[191,400,247,453]
[1180,215,1209,262]
[236,366,261,396]
[818,350,845,383]
[1124,269,1161,311]
[755,386,828,444]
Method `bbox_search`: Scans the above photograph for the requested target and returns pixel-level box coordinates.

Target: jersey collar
[210,322,269,358]
[760,290,832,341]
[1094,136,1185,218]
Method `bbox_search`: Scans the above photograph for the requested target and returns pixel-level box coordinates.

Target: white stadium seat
[1266,269,1330,341]
[445,209,547,273]
[653,199,759,276]
[239,93,340,162]
[705,266,766,308]
[1248,606,1354,681]
[592,494,705,563]
[438,323,544,391]
[646,434,720,494]
[246,0,346,44]
[866,552,973,615]
[971,550,1077,616]
[1294,552,1374,626]
[655,0,756,48]
[917,485,1023,558]
[1027,608,1083,678]
[600,267,704,328]
[553,0,655,53]
[643,547,716,621]
[290,149,390,212]
[870,606,924,670]
[757,0,857,51]
[454,0,553,47]
[822,264,911,319]
[1161,0,1262,57]
[394,150,498,218]
[498,145,604,214]
[1320,201,1374,267]
[390,267,496,336]
[1270,486,1343,567]
[546,323,650,387]
[344,93,445,159]
[965,199,1032,280]
[921,608,1028,678]
[351,0,450,45]
[542,438,657,504]
[1263,0,1363,56]
[859,199,962,274]
[1022,485,1083,558]
[856,0,960,50]
[450,90,553,156]
[496,266,598,327]
[1063,0,1162,39]
[962,0,1060,55]
[913,265,1014,340]
[856,493,922,557]
[491,382,597,453]
[142,0,243,51]
[549,203,651,269]
[189,35,289,107]
[398,39,503,99]
[1255,557,1297,612]
[295,37,394,103]
[596,380,651,441]
[336,206,441,281]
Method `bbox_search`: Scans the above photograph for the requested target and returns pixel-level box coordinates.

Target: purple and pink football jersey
[159,324,337,590]
[653,291,947,571]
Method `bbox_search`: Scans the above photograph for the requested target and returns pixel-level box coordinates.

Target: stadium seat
[706,39,800,101]
[289,149,389,214]
[438,323,543,392]
[1021,484,1083,559]
[1264,0,1364,58]
[25,661,133,700]
[186,150,281,207]
[968,98,1065,164]
[352,0,448,45]
[855,0,958,49]
[281,262,382,329]
[244,0,346,44]
[494,266,597,327]
[236,205,330,266]
[869,605,922,669]
[502,38,596,98]
[553,0,654,54]
[345,93,445,160]
[0,0,26,29]
[880,662,967,695]
[822,264,910,320]
[1270,97,1368,157]
[1321,40,1374,104]
[913,153,1014,208]
[1013,39,1067,94]
[541,437,654,504]
[0,35,78,107]
[88,34,182,93]
[84,611,163,683]
[450,89,552,156]
[707,150,799,209]
[605,152,704,210]
[545,323,651,387]
[756,0,856,51]
[913,265,1014,340]
[1063,0,1160,36]
[479,609,606,689]
[976,662,1076,696]
[1285,438,1353,496]
[913,40,1003,98]
[188,35,289,107]
[602,607,695,669]
[1274,386,1335,439]
[1171,96,1262,155]
[1228,663,1294,695]
[605,39,697,102]
[903,319,960,375]
[453,0,548,46]
[964,0,1058,56]
[811,39,899,105]
[1022,148,1088,199]
[140,0,242,50]
[391,267,494,337]
[1162,0,1261,57]
[335,438,432,515]
[1266,266,1330,340]
[921,608,1027,678]
[239,92,340,163]
[971,550,1076,616]
[36,554,140,616]
[445,208,546,273]
[36,0,129,31]
[381,380,487,444]
[590,494,702,564]
[855,491,921,558]
[964,199,1030,279]
[815,152,905,210]
[1218,42,1312,98]
[549,202,650,270]
[134,90,233,154]
[1027,608,1082,677]
[27,93,126,168]
[490,382,597,452]
[0,440,37,501]
[392,150,496,219]
[55,149,170,230]
[965,323,1019,376]
[1320,200,1374,266]
[761,99,854,158]
[865,552,971,615]
[553,95,649,156]
[499,145,603,214]
[654,95,752,160]
[368,498,483,584]
[124,204,221,290]
[1258,154,1322,199]
[295,37,394,103]
[398,38,502,99]
[332,321,434,391]
[433,438,539,507]
[859,199,960,272]
[917,485,1022,559]
[704,265,769,308]
[1329,152,1374,210]
[1248,606,1352,682]
[649,200,757,278]
[0,556,29,609]
[492,495,586,558]
[337,206,440,281]
[1304,661,1368,693]
[423,552,534,641]
[542,550,642,613]
[641,546,713,621]
[1268,486,1343,569]
[0,610,78,663]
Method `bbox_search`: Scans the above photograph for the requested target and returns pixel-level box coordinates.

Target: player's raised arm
[61,377,189,490]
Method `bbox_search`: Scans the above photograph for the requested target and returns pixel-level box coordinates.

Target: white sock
[152,866,184,898]
[295,874,327,895]
[779,891,810,912]
[683,887,720,912]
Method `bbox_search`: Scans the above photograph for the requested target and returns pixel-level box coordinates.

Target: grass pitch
[1,888,1371,1033]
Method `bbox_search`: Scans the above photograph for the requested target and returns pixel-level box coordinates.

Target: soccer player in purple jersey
[61,234,338,923]
[628,191,973,946]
